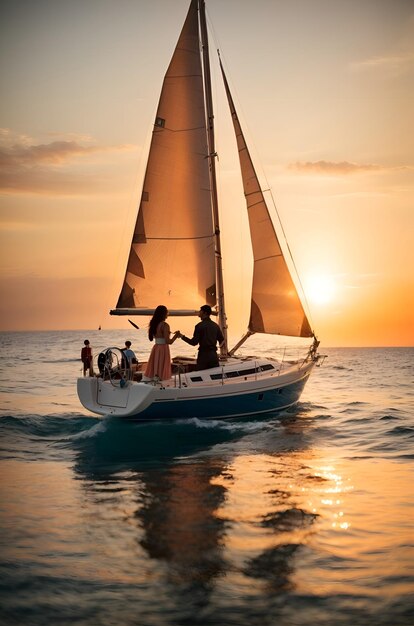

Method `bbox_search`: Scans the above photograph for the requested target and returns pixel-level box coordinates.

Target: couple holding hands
[144,304,224,381]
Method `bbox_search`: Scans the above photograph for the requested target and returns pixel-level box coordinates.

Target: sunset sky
[1,0,413,346]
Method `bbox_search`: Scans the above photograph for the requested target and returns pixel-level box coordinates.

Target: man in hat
[178,305,224,370]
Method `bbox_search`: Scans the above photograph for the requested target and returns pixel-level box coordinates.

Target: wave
[388,425,414,438]
[347,401,370,406]
[0,414,96,438]
[43,358,80,364]
[68,417,251,478]
[70,418,112,440]
[380,414,402,421]
[175,416,272,434]
[298,401,330,412]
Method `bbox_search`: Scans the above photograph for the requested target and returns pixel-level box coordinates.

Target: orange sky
[1,0,413,346]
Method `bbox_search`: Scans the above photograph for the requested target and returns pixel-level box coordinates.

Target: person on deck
[144,305,179,381]
[122,341,137,368]
[81,339,93,376]
[178,305,225,370]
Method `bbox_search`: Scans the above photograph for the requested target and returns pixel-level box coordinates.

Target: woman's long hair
[148,305,168,341]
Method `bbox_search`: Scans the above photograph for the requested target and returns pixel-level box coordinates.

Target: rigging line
[268,187,314,329]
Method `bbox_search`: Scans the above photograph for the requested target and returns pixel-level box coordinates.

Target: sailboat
[77,0,321,420]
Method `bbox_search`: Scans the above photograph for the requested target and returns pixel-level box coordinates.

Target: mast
[198,0,228,356]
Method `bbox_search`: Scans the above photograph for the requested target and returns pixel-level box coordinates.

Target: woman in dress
[144,305,179,381]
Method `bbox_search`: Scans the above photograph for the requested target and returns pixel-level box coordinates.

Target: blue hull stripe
[126,374,310,420]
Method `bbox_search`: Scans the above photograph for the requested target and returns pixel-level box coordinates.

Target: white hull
[77,357,316,421]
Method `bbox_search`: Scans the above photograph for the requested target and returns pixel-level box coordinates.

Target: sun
[305,274,337,306]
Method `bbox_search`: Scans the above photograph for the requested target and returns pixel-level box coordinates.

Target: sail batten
[144,235,214,241]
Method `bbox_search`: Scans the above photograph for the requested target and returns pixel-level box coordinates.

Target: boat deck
[97,355,309,390]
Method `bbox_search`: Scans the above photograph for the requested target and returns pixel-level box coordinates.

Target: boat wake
[176,416,273,433]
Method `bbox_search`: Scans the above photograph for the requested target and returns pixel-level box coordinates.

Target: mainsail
[114,0,216,314]
[113,0,312,340]
[220,62,313,338]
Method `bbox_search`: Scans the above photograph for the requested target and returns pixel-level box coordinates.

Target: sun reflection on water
[303,463,353,531]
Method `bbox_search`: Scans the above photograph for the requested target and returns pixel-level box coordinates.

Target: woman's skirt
[144,344,171,380]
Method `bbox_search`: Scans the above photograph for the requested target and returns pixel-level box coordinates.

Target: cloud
[349,18,414,77]
[350,51,414,75]
[46,131,95,143]
[288,161,383,175]
[1,140,105,166]
[342,273,382,290]
[0,129,137,195]
[0,221,39,232]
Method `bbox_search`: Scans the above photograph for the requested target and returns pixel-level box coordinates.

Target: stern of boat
[77,376,156,417]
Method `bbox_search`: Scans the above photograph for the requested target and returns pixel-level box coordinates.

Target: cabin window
[224,370,239,378]
[190,376,203,382]
[155,117,165,127]
[258,393,264,401]
[209,364,275,381]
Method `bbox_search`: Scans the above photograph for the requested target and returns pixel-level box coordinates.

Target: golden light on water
[306,463,353,530]
[2,431,413,606]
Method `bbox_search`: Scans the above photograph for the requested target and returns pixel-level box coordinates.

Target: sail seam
[245,191,263,198]
[167,73,202,79]
[159,125,206,132]
[256,253,283,262]
[247,200,265,209]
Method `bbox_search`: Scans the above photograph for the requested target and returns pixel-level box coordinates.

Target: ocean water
[0,331,413,626]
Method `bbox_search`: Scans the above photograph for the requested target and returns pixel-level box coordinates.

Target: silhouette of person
[81,339,93,376]
[178,305,224,370]
[123,341,137,367]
